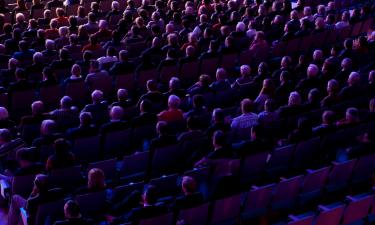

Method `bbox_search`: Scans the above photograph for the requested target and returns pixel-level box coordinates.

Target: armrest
[0,179,10,199]
[20,207,28,225]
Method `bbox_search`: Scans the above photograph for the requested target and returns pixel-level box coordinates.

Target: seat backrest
[240,152,269,182]
[120,151,149,177]
[103,129,132,158]
[267,144,295,172]
[210,193,242,224]
[49,166,83,189]
[65,81,87,101]
[244,183,275,215]
[151,145,181,176]
[75,190,107,216]
[87,158,117,179]
[200,57,219,76]
[287,215,314,225]
[180,60,199,82]
[351,153,375,184]
[112,182,144,202]
[178,203,210,225]
[327,159,356,188]
[293,137,320,169]
[301,166,330,194]
[139,212,173,225]
[115,73,135,91]
[315,204,345,225]
[36,199,65,225]
[138,68,158,87]
[11,174,36,198]
[272,175,304,208]
[159,65,179,83]
[73,135,101,162]
[342,194,374,225]
[11,89,35,111]
[149,174,179,197]
[39,85,62,106]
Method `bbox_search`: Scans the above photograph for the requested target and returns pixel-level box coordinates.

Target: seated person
[206,108,231,139]
[82,90,109,125]
[46,138,75,172]
[131,100,158,128]
[170,176,204,211]
[53,200,94,225]
[100,106,128,134]
[178,116,205,143]
[312,110,337,136]
[66,112,98,139]
[149,121,177,150]
[184,94,207,119]
[74,168,106,195]
[7,174,64,225]
[195,130,235,167]
[158,95,184,122]
[336,107,360,129]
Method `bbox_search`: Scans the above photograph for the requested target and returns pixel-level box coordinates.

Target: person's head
[110,106,124,121]
[345,107,359,123]
[58,26,69,38]
[40,119,56,136]
[143,185,158,205]
[19,40,29,52]
[91,90,103,104]
[33,174,48,193]
[216,68,226,81]
[240,65,251,78]
[348,72,360,86]
[169,77,180,91]
[0,107,9,120]
[88,168,106,190]
[53,138,70,156]
[185,45,195,57]
[15,68,27,81]
[71,64,81,77]
[146,79,158,92]
[0,128,11,144]
[156,121,168,135]
[308,88,320,103]
[117,89,128,102]
[69,16,77,27]
[119,50,129,62]
[344,38,353,50]
[315,17,325,29]
[241,99,253,114]
[59,48,70,60]
[79,112,92,126]
[199,74,211,87]
[288,91,301,106]
[261,78,274,94]
[168,95,180,110]
[50,18,58,29]
[8,58,18,70]
[42,67,54,81]
[64,200,81,219]
[281,56,291,68]
[31,101,44,115]
[213,130,226,149]
[60,96,73,109]
[341,58,352,70]
[325,79,338,95]
[111,1,119,10]
[322,110,335,125]
[341,10,350,22]
[212,108,224,123]
[303,6,312,16]
[33,52,43,64]
[83,50,93,62]
[45,39,55,50]
[15,13,25,24]
[56,7,65,17]
[90,60,100,72]
[313,49,323,61]
[307,64,319,78]
[181,176,197,195]
[16,148,33,167]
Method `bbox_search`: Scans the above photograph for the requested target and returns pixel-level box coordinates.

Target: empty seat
[210,193,242,225]
[114,73,136,91]
[102,129,132,158]
[111,182,144,204]
[326,159,356,193]
[342,194,373,225]
[119,151,149,182]
[300,167,330,205]
[178,203,209,225]
[76,190,107,216]
[351,153,375,185]
[149,174,179,198]
[315,204,345,225]
[239,152,269,185]
[200,57,219,77]
[271,175,304,211]
[220,53,238,71]
[151,145,181,176]
[293,137,320,169]
[180,60,199,84]
[10,174,36,199]
[241,183,275,220]
[72,135,101,162]
[48,166,83,190]
[159,65,179,83]
[266,144,295,178]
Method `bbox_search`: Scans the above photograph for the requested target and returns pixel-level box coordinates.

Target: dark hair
[143,185,158,204]
[54,138,71,156]
[213,130,226,147]
[65,200,81,218]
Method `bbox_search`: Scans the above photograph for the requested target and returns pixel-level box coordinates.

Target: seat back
[75,190,107,216]
[159,65,179,83]
[326,159,356,190]
[200,57,219,77]
[272,175,304,210]
[10,89,35,112]
[138,68,158,87]
[243,183,275,218]
[287,215,314,225]
[342,194,374,225]
[178,203,209,225]
[210,193,242,224]
[11,174,36,198]
[65,81,88,103]
[220,54,238,70]
[114,74,135,91]
[103,129,132,158]
[240,152,269,183]
[149,174,179,197]
[180,60,199,84]
[87,158,117,179]
[315,204,345,225]
[48,166,83,190]
[35,199,65,225]
[351,153,375,185]
[267,144,295,177]
[120,151,149,178]
[139,212,173,225]
[293,137,320,169]
[301,166,330,196]
[112,182,144,202]
[72,135,101,162]
[151,145,181,176]
[39,85,62,108]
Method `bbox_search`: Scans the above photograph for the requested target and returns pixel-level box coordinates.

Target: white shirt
[231,112,259,130]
